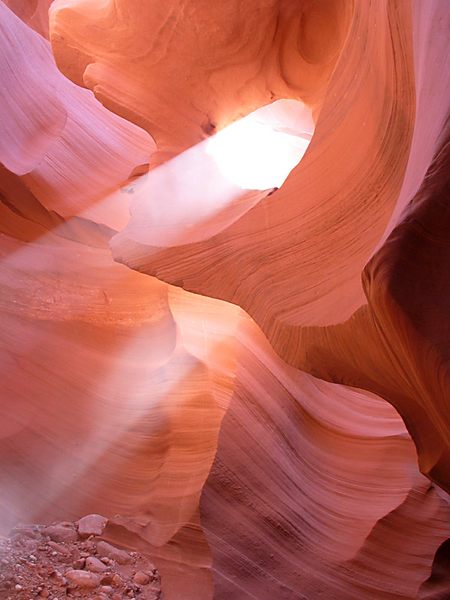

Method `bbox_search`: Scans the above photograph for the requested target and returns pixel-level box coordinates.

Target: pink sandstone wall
[0,1,449,599]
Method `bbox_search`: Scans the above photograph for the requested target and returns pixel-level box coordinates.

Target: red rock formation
[3,0,52,38]
[0,1,449,599]
[85,0,448,492]
[0,3,154,227]
[49,0,352,155]
[201,319,450,599]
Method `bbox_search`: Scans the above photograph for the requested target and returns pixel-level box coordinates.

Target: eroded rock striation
[0,1,449,599]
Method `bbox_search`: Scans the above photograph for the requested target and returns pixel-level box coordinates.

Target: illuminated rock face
[0,2,449,600]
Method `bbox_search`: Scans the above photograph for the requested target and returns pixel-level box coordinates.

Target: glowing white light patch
[111,99,314,248]
[206,101,313,190]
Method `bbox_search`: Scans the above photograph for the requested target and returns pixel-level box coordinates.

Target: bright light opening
[111,99,315,249]
[206,99,313,190]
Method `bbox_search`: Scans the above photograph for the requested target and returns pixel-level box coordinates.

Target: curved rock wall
[0,1,449,599]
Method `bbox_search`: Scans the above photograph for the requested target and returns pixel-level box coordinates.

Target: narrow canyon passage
[0,1,449,599]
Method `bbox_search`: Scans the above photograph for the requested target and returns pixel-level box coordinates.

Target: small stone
[49,570,66,585]
[72,558,85,569]
[100,556,111,564]
[100,586,113,593]
[43,523,77,543]
[38,591,49,598]
[96,541,132,565]
[85,556,108,573]
[100,574,114,585]
[65,569,101,589]
[48,541,71,556]
[76,514,108,538]
[133,571,150,585]
[14,584,23,591]
[29,554,37,561]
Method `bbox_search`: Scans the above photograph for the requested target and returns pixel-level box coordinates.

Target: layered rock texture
[0,1,449,599]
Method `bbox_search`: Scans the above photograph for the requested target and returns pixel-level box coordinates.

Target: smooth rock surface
[43,523,78,544]
[65,569,101,589]
[96,541,133,565]
[77,514,108,538]
[0,2,449,600]
[85,556,108,573]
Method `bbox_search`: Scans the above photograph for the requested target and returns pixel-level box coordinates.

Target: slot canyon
[0,1,449,599]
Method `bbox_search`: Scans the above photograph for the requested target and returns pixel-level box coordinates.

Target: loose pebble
[85,555,109,573]
[96,541,133,564]
[0,515,162,598]
[65,569,101,589]
[76,514,108,538]
[43,524,77,543]
[133,570,150,585]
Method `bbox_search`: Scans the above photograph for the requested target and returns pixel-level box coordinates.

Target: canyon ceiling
[0,1,449,599]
